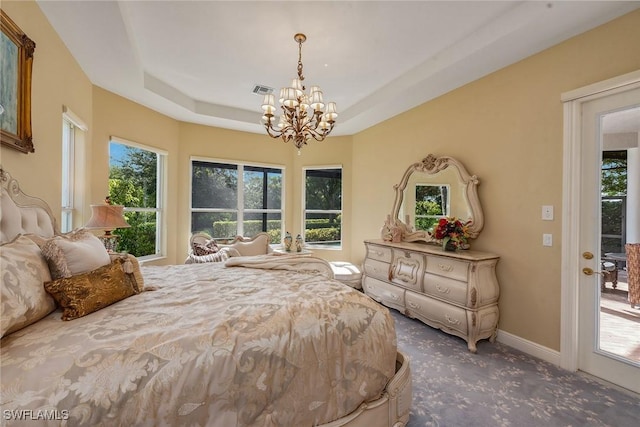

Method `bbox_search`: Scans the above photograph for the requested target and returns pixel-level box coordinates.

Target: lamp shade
[85,204,130,231]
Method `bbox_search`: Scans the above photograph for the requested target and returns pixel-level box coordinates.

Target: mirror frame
[381,154,484,244]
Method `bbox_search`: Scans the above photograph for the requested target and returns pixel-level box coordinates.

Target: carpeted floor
[391,310,640,427]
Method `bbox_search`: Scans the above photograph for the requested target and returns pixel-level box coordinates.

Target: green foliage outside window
[109,143,159,257]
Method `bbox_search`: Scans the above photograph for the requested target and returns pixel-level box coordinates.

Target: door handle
[582,267,603,276]
[583,252,594,260]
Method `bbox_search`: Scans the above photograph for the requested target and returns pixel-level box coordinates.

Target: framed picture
[1,9,35,153]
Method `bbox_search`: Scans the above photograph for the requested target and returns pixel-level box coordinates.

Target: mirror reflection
[383,154,484,244]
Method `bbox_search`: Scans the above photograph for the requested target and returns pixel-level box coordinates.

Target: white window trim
[110,136,167,261]
[302,165,343,250]
[61,106,87,233]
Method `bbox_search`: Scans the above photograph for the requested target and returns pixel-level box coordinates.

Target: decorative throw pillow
[185,246,240,264]
[44,257,141,321]
[109,252,145,293]
[41,228,111,280]
[1,235,57,338]
[192,239,220,256]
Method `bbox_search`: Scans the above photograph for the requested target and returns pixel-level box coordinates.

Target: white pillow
[1,235,56,337]
[41,229,111,280]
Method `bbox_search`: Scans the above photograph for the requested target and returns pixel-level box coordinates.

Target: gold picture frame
[0,9,35,153]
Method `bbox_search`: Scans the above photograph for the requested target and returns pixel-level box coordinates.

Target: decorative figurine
[295,234,303,252]
[283,231,293,251]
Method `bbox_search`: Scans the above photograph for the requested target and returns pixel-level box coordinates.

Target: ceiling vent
[252,84,274,96]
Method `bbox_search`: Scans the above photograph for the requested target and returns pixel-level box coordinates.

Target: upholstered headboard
[0,166,58,244]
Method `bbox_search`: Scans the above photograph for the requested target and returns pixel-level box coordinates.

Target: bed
[0,166,411,427]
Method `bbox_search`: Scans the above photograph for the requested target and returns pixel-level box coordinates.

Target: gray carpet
[391,310,640,427]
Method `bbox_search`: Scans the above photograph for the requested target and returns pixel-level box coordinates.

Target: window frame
[190,157,285,243]
[109,136,167,261]
[61,106,87,233]
[303,165,343,250]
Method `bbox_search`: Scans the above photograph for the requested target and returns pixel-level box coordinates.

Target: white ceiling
[37,0,640,136]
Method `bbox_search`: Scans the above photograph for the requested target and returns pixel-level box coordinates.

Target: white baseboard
[496,329,561,366]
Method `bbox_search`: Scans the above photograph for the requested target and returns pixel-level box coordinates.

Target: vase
[443,241,457,252]
[283,232,292,251]
[295,234,303,252]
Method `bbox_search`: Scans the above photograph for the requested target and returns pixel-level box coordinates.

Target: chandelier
[261,33,337,153]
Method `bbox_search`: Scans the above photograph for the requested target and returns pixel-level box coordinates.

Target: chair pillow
[44,257,141,321]
[41,229,111,280]
[1,235,57,337]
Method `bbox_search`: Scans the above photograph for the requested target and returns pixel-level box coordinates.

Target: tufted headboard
[0,166,58,244]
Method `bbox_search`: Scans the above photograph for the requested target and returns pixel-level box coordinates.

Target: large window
[191,160,283,244]
[109,138,165,259]
[61,107,87,233]
[304,167,342,248]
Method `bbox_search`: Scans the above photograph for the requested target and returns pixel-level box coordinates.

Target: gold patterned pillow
[44,258,140,321]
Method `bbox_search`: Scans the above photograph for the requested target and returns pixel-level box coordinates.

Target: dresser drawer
[423,273,468,306]
[405,291,468,336]
[390,249,424,292]
[366,244,393,263]
[364,258,390,281]
[425,255,469,282]
[363,276,405,311]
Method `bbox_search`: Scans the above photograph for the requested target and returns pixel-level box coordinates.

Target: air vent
[252,84,274,96]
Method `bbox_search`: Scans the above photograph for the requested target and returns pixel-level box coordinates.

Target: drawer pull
[438,263,454,272]
[386,292,399,301]
[408,302,420,310]
[374,250,384,257]
[445,315,461,325]
[435,284,450,294]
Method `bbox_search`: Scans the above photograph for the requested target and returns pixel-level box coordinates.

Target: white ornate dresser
[365,154,500,352]
[363,239,499,353]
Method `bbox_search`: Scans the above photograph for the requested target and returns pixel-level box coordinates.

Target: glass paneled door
[577,86,640,394]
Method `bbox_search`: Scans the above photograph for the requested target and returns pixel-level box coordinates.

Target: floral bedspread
[0,262,397,426]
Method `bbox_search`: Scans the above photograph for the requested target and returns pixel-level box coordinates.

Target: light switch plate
[543,234,553,246]
[542,205,554,220]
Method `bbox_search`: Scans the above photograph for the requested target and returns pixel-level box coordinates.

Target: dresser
[363,239,500,353]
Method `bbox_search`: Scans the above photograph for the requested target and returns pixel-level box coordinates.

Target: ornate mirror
[381,154,484,244]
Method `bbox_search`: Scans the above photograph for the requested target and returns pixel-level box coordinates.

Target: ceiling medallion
[261,33,337,154]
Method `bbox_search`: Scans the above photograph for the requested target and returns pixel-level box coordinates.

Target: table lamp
[85,204,130,252]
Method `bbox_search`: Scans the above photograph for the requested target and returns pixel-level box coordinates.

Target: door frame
[560,69,640,372]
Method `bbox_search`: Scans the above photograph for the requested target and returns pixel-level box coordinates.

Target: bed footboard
[319,351,412,427]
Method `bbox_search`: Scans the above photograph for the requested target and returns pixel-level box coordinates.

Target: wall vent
[252,84,274,96]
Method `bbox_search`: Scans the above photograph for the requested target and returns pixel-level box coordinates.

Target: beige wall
[0,0,92,221]
[91,87,180,265]
[4,0,640,352]
[351,9,640,350]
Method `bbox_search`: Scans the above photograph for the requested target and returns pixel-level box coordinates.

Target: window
[414,184,450,232]
[61,107,87,233]
[191,160,283,244]
[304,167,342,248]
[109,138,166,259]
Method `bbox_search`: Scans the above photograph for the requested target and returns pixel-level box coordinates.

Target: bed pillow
[41,229,111,280]
[109,252,145,292]
[1,235,57,337]
[185,246,240,264]
[44,257,141,321]
[192,238,220,256]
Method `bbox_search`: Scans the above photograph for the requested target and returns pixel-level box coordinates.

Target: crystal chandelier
[261,33,337,153]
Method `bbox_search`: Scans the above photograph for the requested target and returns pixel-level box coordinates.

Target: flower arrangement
[433,217,471,251]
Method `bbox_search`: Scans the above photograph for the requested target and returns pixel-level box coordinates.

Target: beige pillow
[44,258,141,321]
[41,229,111,280]
[1,235,57,337]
